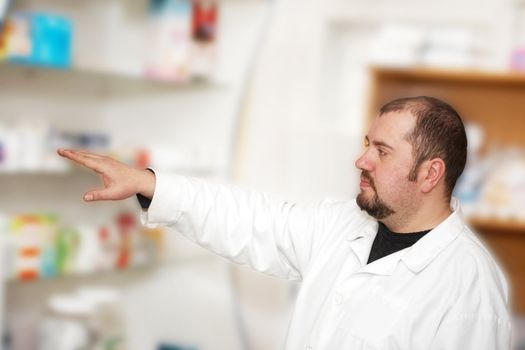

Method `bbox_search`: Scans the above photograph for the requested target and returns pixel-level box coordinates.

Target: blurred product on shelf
[5,214,59,280]
[54,130,110,152]
[0,25,6,60]
[510,3,525,72]
[368,24,425,67]
[38,287,125,350]
[1,11,72,68]
[421,28,477,68]
[0,0,9,24]
[56,226,78,276]
[0,119,217,174]
[1,211,165,282]
[0,120,53,172]
[477,148,525,220]
[145,0,218,81]
[145,0,193,82]
[454,122,525,221]
[39,293,94,350]
[511,48,525,71]
[453,122,486,207]
[368,24,484,69]
[191,0,217,78]
[157,343,199,350]
[0,120,113,173]
[0,0,9,60]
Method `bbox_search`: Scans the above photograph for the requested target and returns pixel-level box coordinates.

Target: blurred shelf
[0,163,219,177]
[0,168,218,178]
[0,63,226,92]
[469,217,525,234]
[0,169,71,176]
[367,66,525,149]
[5,254,216,287]
[5,264,157,286]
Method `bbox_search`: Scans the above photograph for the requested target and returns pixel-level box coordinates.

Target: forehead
[368,110,416,145]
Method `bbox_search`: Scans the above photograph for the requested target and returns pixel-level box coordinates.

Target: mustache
[360,171,376,190]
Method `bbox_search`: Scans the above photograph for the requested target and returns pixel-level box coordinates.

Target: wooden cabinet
[367,66,525,314]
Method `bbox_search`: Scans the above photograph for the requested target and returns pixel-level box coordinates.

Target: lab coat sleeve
[141,172,331,280]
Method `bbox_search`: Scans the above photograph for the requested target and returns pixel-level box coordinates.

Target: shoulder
[435,225,509,313]
[412,225,511,334]
[451,226,507,286]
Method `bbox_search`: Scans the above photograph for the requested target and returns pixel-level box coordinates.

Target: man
[57,96,511,349]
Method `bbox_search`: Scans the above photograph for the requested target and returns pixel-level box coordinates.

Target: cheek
[376,167,412,196]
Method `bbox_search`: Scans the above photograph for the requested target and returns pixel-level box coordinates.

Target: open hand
[57,149,156,202]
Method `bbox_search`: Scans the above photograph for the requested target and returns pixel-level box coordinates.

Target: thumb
[84,189,114,202]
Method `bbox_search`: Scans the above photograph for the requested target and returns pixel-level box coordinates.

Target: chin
[357,189,373,202]
[356,192,395,220]
[356,192,370,209]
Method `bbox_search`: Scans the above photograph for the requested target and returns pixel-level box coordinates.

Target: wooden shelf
[370,66,525,86]
[367,65,525,149]
[469,217,525,235]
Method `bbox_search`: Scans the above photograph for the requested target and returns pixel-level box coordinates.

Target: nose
[355,149,374,171]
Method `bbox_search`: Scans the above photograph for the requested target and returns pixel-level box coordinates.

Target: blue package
[8,12,72,69]
[149,0,191,16]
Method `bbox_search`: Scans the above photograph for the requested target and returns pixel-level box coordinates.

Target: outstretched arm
[58,148,332,279]
[56,149,156,201]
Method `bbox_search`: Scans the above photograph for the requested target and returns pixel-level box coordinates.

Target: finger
[75,150,105,159]
[57,149,105,173]
[58,148,104,160]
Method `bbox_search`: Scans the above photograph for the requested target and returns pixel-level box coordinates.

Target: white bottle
[73,225,101,275]
[38,294,95,350]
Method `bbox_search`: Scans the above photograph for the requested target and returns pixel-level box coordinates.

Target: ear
[419,158,446,194]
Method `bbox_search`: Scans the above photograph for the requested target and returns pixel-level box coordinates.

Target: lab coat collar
[347,198,465,276]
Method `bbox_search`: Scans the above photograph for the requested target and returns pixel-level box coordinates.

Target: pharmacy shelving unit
[366,66,525,314]
[0,0,272,347]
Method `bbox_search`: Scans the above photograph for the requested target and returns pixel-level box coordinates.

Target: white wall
[234,0,362,203]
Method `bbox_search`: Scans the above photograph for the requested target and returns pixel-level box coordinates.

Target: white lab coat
[142,173,511,350]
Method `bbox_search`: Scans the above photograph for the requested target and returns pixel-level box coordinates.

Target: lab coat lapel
[346,213,405,276]
[346,217,377,267]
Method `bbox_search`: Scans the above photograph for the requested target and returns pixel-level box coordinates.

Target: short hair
[379,96,468,199]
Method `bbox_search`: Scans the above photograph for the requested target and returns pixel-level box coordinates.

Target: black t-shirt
[137,192,152,209]
[367,222,430,264]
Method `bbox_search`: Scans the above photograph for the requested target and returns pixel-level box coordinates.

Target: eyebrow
[365,136,395,151]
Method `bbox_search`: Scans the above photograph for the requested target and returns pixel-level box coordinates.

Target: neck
[381,198,452,233]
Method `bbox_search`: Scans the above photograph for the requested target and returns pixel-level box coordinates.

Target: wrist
[138,168,156,199]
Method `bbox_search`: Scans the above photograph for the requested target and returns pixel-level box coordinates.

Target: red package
[192,1,217,43]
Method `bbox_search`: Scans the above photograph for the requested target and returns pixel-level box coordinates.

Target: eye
[364,138,370,147]
[378,149,387,157]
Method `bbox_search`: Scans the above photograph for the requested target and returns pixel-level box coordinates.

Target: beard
[356,171,395,220]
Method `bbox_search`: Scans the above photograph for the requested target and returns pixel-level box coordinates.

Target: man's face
[355,111,420,220]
